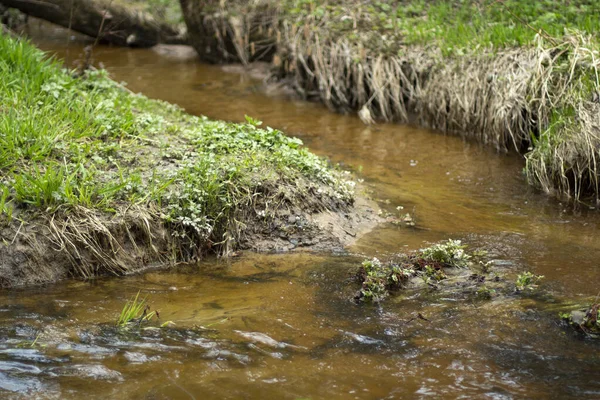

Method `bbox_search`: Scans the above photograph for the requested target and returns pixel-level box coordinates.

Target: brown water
[2,21,600,399]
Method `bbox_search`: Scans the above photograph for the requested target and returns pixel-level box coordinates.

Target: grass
[117,291,155,327]
[281,0,600,55]
[184,0,600,203]
[0,32,355,283]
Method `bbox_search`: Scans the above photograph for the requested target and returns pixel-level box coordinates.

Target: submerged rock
[0,371,44,393]
[50,364,123,381]
[0,361,42,374]
[234,330,306,350]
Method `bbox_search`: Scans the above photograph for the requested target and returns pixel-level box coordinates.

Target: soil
[245,189,382,253]
[0,192,382,288]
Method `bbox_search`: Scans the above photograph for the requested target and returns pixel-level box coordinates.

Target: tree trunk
[0,0,182,47]
[179,0,235,63]
[179,0,277,64]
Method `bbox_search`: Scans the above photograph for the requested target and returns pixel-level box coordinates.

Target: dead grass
[181,1,600,204]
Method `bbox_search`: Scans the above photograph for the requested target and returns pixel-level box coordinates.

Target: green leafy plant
[358,258,390,303]
[515,272,544,292]
[560,304,600,337]
[420,239,471,268]
[356,240,481,303]
[424,265,447,281]
[476,286,496,300]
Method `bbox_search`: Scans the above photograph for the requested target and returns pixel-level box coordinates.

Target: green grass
[0,33,354,258]
[282,0,600,54]
[180,1,600,202]
[117,291,155,327]
[273,1,600,202]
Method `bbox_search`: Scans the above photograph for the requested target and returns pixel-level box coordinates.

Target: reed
[117,291,155,327]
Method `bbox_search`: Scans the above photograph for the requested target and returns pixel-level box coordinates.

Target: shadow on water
[1,19,600,399]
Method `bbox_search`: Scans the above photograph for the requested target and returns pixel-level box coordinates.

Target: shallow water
[1,21,600,399]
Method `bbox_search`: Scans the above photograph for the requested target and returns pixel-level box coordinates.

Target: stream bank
[182,0,600,203]
[1,19,600,399]
[0,33,380,288]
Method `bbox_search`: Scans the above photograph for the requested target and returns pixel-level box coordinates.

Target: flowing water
[2,21,600,399]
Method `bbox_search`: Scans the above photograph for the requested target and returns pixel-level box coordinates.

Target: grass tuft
[117,291,155,327]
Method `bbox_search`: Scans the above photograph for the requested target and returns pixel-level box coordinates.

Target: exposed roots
[45,205,169,278]
[179,0,277,64]
[0,175,359,287]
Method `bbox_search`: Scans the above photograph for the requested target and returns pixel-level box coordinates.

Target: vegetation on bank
[0,33,354,285]
[355,240,483,303]
[182,0,600,204]
[354,239,551,304]
[281,0,600,54]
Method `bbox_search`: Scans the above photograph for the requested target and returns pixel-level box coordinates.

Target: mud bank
[0,192,380,288]
[0,33,380,288]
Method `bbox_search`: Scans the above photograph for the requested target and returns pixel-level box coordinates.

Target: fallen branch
[0,0,184,46]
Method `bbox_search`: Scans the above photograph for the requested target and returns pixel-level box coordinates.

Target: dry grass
[181,1,600,203]
[45,205,167,278]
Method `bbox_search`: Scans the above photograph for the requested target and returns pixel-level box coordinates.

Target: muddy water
[2,21,600,399]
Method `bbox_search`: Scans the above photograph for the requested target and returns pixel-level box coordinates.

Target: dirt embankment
[0,192,381,288]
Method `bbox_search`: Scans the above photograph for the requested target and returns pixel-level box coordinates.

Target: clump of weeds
[515,272,544,292]
[355,239,476,303]
[476,286,496,300]
[356,257,415,302]
[560,301,600,338]
[419,239,471,268]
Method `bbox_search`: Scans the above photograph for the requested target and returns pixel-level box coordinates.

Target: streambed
[1,21,600,399]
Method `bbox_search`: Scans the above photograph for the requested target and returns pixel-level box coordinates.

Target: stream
[1,21,600,399]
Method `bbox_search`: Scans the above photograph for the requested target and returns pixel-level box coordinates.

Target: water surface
[1,21,600,399]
